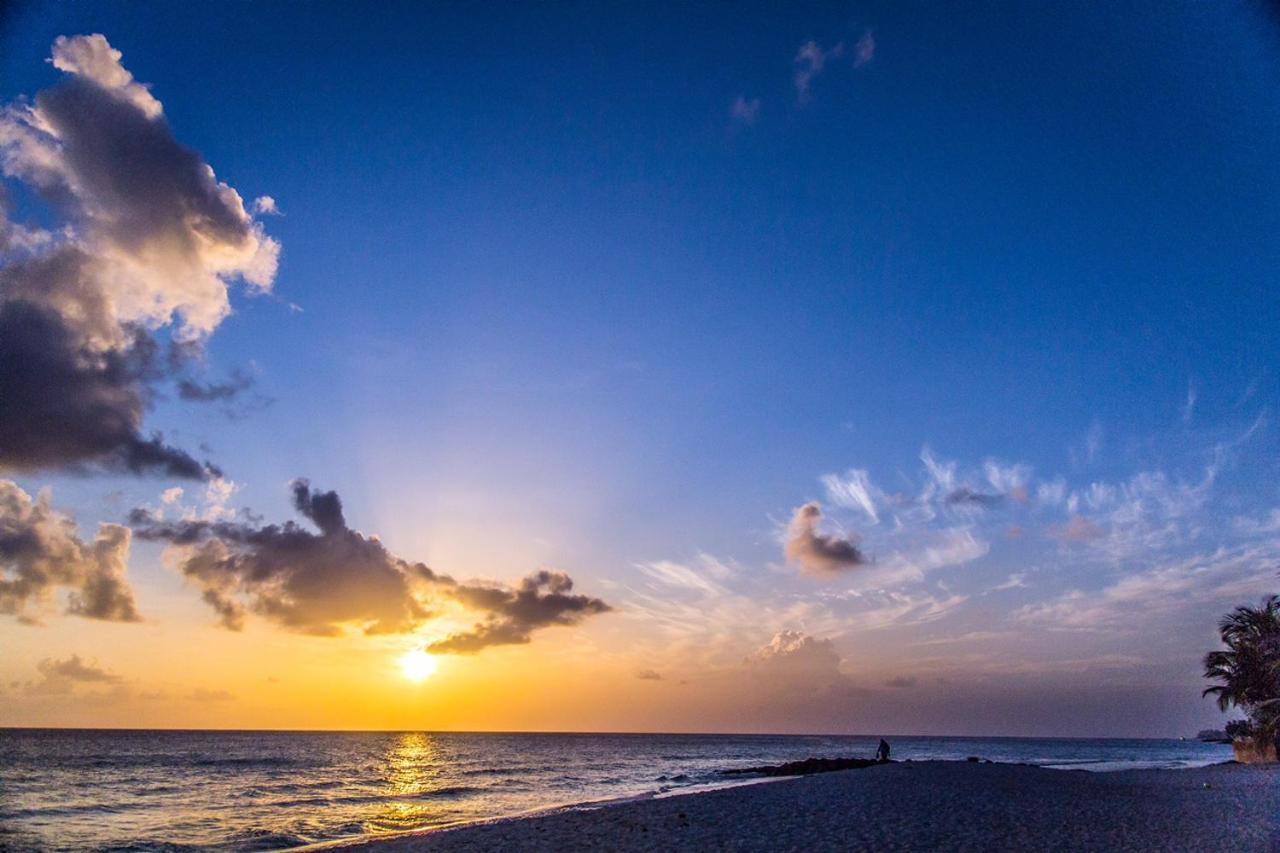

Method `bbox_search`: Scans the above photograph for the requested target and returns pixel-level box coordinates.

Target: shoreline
[291,774,800,851]
[312,760,1277,852]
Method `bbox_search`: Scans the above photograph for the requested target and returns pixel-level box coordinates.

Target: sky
[2,1,1279,737]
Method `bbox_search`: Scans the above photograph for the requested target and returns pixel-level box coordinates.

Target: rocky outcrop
[721,757,884,777]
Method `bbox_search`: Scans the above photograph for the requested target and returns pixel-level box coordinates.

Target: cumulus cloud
[0,479,140,624]
[49,34,162,119]
[129,479,444,634]
[745,631,859,696]
[427,570,612,653]
[0,302,216,479]
[0,34,279,478]
[130,480,610,647]
[784,502,866,575]
[730,95,761,125]
[749,630,841,671]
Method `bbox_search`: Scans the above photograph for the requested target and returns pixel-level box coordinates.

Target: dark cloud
[885,676,918,689]
[0,301,216,480]
[0,479,141,624]
[636,669,664,681]
[944,487,1005,510]
[131,480,611,647]
[427,570,612,654]
[176,368,254,403]
[130,480,440,635]
[784,502,867,575]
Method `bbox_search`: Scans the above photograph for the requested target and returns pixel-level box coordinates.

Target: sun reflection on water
[372,732,445,831]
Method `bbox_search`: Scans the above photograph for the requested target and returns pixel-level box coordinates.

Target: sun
[398,649,438,682]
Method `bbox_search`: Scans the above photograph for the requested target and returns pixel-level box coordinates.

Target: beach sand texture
[332,761,1280,852]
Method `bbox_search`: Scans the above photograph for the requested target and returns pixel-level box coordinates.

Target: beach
[331,761,1280,852]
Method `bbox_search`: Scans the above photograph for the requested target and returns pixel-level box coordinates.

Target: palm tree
[1203,595,1280,749]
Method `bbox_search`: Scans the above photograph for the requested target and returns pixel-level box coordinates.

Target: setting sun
[398,650,438,682]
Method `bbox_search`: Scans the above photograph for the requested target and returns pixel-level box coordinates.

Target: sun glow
[398,650,438,682]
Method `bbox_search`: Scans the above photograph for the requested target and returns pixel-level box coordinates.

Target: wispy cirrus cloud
[1014,543,1280,632]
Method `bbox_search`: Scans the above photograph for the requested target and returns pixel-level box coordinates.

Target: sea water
[0,729,1233,851]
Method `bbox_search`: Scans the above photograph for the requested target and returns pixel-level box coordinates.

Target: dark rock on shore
[721,757,885,777]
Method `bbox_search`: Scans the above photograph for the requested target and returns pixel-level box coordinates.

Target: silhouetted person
[876,738,891,762]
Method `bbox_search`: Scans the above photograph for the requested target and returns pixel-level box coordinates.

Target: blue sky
[2,2,1279,734]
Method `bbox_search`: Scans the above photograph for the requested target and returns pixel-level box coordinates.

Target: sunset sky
[2,1,1279,737]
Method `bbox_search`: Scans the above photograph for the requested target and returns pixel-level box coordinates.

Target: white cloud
[1015,543,1280,631]
[1,34,279,344]
[49,34,162,119]
[793,40,844,101]
[729,96,760,125]
[853,30,876,67]
[822,467,879,523]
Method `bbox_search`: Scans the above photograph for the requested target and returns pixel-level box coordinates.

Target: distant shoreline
[312,760,1276,852]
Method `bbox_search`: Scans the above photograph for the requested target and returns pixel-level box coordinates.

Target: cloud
[636,669,663,681]
[24,654,121,694]
[129,479,446,634]
[749,629,841,671]
[187,687,234,703]
[784,502,867,575]
[885,675,917,689]
[252,195,279,215]
[0,479,140,624]
[853,30,876,67]
[944,486,1005,510]
[0,301,216,479]
[176,368,254,403]
[744,631,860,698]
[729,95,761,125]
[1014,543,1280,631]
[822,468,879,523]
[49,34,162,119]
[793,40,844,101]
[427,570,612,654]
[130,480,610,647]
[0,34,279,478]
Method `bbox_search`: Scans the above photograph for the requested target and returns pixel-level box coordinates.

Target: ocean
[0,729,1234,851]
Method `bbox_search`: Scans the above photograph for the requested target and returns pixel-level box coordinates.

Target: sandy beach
[329,761,1280,852]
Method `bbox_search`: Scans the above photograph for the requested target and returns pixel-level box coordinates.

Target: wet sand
[331,760,1280,852]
